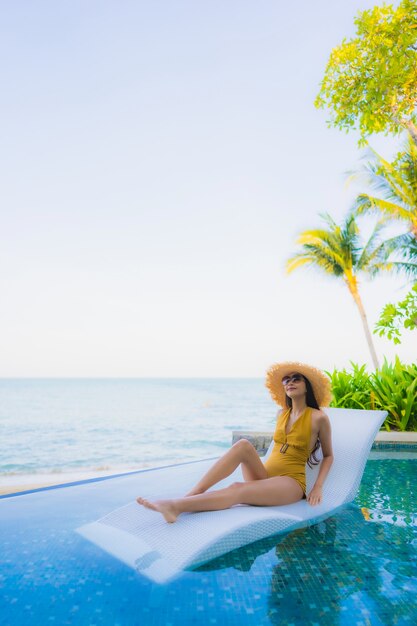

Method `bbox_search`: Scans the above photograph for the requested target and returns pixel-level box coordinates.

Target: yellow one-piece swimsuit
[263,406,313,498]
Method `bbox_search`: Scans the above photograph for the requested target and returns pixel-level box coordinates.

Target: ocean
[0,378,277,479]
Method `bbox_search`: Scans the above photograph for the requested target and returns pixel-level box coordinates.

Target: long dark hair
[285,375,321,468]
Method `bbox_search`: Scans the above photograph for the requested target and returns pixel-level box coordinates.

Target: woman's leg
[185,439,268,496]
[137,475,303,523]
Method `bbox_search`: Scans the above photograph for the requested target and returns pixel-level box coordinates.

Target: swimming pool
[1,451,416,625]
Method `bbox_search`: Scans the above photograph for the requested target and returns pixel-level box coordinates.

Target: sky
[0,0,415,377]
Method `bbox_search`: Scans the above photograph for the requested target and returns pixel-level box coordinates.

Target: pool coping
[232,429,417,454]
[0,457,220,500]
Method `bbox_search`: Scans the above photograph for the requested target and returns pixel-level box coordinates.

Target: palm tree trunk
[349,286,380,370]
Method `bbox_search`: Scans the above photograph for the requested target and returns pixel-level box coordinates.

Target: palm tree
[286,213,396,370]
[345,134,417,348]
[375,231,417,282]
[348,134,417,237]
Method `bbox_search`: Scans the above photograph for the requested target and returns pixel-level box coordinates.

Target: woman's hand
[307,485,322,506]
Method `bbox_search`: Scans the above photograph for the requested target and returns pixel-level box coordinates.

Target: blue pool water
[1,452,416,625]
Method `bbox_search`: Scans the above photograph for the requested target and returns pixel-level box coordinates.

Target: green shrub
[325,362,373,410]
[325,357,417,431]
[369,357,417,431]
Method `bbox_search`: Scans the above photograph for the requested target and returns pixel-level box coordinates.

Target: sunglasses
[281,374,304,386]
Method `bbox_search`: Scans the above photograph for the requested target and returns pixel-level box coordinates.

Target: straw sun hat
[265,361,332,408]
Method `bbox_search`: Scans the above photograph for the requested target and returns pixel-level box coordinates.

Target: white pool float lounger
[77,408,387,583]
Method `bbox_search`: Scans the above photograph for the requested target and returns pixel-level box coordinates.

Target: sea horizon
[0,377,276,481]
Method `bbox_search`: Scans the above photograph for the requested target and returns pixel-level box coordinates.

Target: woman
[136,361,334,523]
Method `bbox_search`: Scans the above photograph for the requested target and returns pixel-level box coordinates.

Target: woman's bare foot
[136,497,179,523]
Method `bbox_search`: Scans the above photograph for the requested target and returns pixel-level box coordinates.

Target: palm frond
[348,136,417,227]
[362,142,414,201]
[287,212,415,288]
[286,255,314,274]
[294,222,351,274]
[352,194,412,222]
[318,212,338,230]
[382,260,417,281]
[380,231,417,259]
[357,220,389,270]
[360,160,414,208]
[296,229,334,246]
[395,134,417,202]
[286,253,335,276]
[304,244,346,275]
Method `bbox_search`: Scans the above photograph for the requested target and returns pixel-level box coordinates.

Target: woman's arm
[307,413,334,506]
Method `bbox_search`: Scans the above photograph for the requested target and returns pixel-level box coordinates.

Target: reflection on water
[195,458,417,625]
